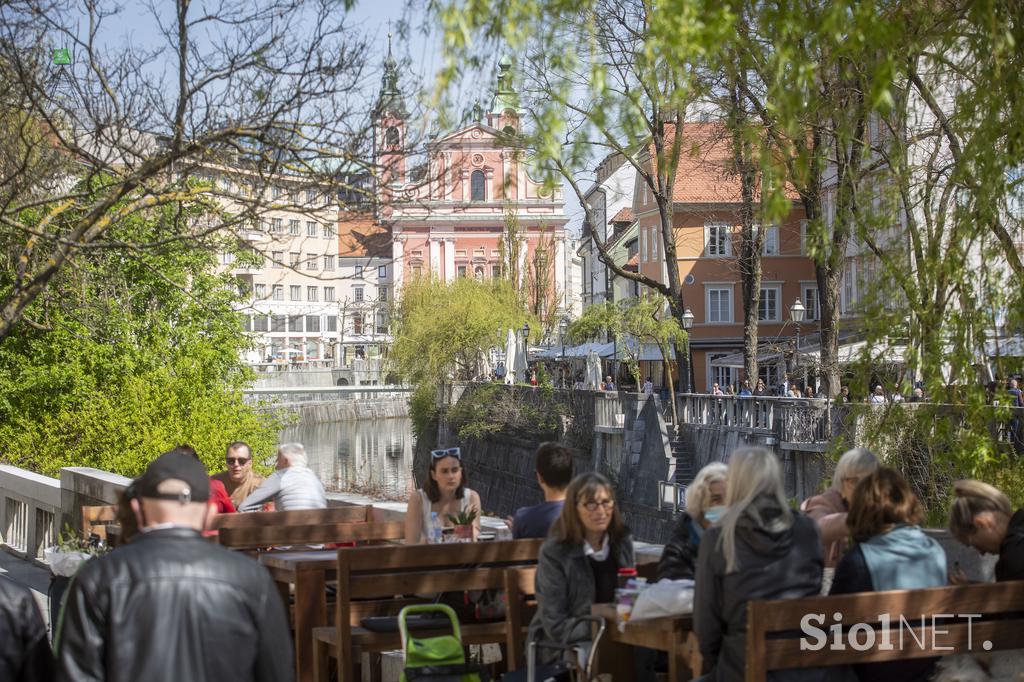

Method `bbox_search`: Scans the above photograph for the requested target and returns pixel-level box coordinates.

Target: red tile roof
[610,207,634,224]
[654,122,800,204]
[337,212,392,258]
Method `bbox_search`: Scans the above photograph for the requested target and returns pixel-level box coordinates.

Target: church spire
[375,33,406,118]
[490,55,518,114]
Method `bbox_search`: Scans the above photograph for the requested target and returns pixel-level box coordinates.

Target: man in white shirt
[239,443,326,512]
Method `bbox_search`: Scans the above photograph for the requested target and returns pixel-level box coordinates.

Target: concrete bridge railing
[0,465,131,566]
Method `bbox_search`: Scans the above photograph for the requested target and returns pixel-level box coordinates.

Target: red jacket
[209,478,236,514]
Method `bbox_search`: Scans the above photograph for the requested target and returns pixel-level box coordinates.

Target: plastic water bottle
[429,512,443,544]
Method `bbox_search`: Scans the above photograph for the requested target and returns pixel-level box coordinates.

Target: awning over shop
[709,337,908,368]
[531,342,616,359]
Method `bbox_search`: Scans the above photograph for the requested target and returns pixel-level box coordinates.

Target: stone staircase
[670,427,696,485]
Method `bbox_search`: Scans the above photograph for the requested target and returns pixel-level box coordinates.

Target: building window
[470,170,486,201]
[843,258,857,313]
[220,252,235,266]
[290,252,300,267]
[271,315,286,332]
[271,251,283,268]
[758,286,780,322]
[376,311,389,334]
[289,219,300,235]
[306,315,321,333]
[474,266,484,280]
[324,286,335,302]
[271,218,283,233]
[705,223,731,257]
[385,126,400,148]
[803,285,820,321]
[457,265,467,278]
[272,186,284,199]
[800,219,809,255]
[352,314,363,334]
[272,285,284,301]
[378,265,387,279]
[412,265,422,277]
[378,286,388,302]
[355,265,363,278]
[290,285,301,301]
[491,264,501,279]
[253,315,269,332]
[323,255,335,271]
[706,286,733,323]
[306,254,317,270]
[288,315,303,332]
[326,315,338,332]
[324,224,336,238]
[758,225,779,256]
[306,189,318,204]
[307,221,318,237]
[254,283,266,299]
[307,286,318,302]
[354,287,364,302]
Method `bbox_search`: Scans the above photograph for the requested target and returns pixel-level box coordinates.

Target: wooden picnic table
[260,550,338,682]
[590,603,702,682]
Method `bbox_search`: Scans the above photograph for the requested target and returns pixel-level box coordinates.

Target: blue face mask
[703,505,727,524]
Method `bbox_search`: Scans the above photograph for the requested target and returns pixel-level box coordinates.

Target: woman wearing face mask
[656,462,728,581]
[404,447,481,544]
[949,479,1024,581]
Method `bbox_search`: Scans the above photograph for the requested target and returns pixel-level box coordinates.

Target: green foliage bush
[0,183,280,477]
[447,384,561,442]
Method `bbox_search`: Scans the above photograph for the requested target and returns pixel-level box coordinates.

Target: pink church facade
[374,56,571,316]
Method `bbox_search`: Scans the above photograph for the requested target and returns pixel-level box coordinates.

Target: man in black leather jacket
[0,576,53,681]
[55,450,294,682]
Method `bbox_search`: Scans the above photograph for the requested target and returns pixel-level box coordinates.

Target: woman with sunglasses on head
[405,447,482,544]
[529,472,634,666]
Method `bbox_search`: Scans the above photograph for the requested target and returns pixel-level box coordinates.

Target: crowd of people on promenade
[3,435,1024,682]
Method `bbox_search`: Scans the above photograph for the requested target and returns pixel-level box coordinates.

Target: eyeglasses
[226,457,250,466]
[580,499,615,512]
[431,447,461,460]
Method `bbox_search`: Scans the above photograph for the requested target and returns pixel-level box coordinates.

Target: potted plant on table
[446,509,479,542]
[43,525,110,627]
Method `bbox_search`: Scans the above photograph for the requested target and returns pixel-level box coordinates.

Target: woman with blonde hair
[656,462,727,580]
[801,448,880,568]
[694,447,823,682]
[529,472,634,664]
[949,479,1024,581]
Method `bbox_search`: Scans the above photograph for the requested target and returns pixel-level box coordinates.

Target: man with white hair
[238,443,326,512]
[55,450,293,682]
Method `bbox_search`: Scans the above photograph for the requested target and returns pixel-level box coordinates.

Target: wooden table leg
[294,570,327,682]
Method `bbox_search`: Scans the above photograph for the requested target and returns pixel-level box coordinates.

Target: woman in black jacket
[657,462,727,580]
[694,447,824,682]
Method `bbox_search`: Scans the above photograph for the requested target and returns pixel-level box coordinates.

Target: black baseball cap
[131,450,211,503]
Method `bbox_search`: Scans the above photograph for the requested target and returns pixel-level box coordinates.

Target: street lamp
[790,298,806,387]
[681,307,694,394]
[558,317,569,387]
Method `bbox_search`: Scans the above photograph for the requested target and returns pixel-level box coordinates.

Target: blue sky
[87,0,583,233]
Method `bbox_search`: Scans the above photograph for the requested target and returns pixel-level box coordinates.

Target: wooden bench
[311,539,543,682]
[218,520,404,551]
[746,580,1024,681]
[211,505,372,529]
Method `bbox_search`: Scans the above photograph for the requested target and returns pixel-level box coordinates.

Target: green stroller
[398,604,491,682]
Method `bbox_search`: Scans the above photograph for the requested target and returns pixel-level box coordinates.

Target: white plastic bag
[43,547,93,577]
[629,579,695,622]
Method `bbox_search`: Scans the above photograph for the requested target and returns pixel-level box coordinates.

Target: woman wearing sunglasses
[405,447,482,544]
[529,472,634,664]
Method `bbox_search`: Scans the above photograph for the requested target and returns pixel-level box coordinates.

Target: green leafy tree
[389,277,534,441]
[0,181,281,477]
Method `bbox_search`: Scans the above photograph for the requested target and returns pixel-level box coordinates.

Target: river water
[279,417,416,500]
